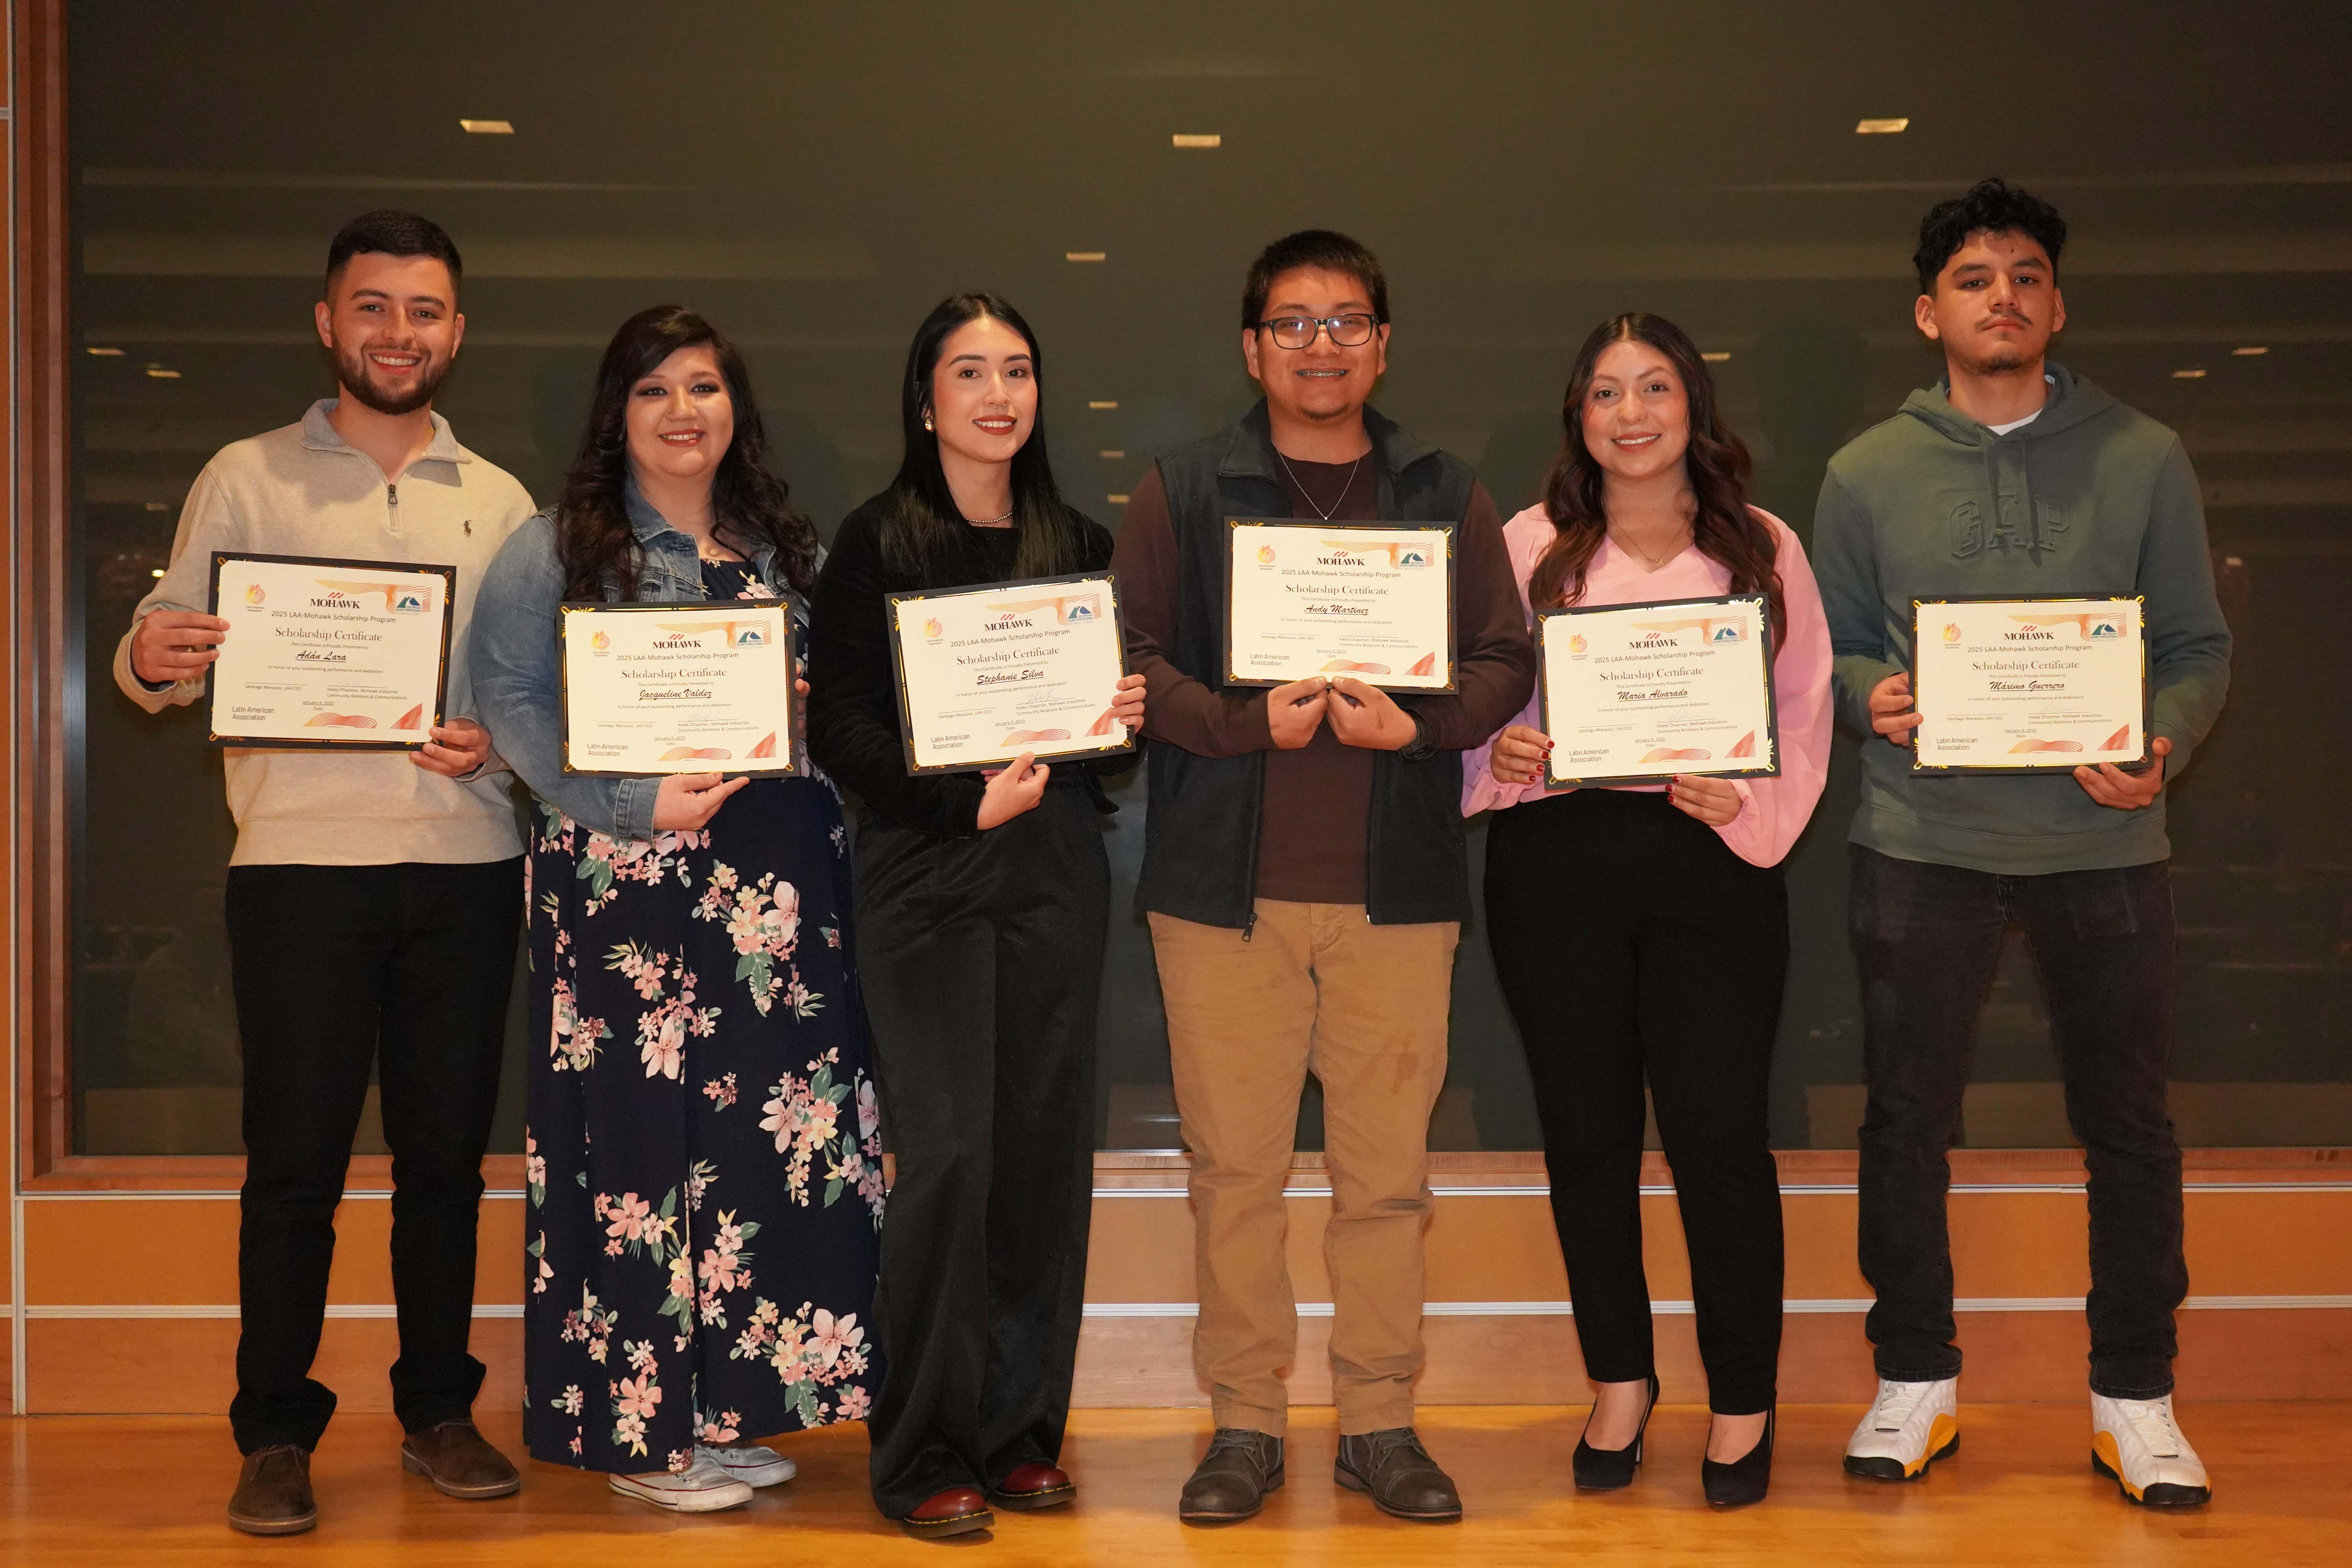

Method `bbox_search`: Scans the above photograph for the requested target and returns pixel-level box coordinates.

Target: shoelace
[1357,1429,1430,1469]
[1868,1380,1933,1432]
[1205,1430,1273,1465]
[2114,1399,2183,1458]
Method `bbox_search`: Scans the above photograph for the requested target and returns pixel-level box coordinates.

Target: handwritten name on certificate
[205,552,454,748]
[888,573,1133,775]
[1538,594,1780,787]
[559,601,798,776]
[1911,596,2148,773]
[1224,520,1456,691]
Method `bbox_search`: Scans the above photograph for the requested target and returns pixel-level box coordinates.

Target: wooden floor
[4,1404,2347,1566]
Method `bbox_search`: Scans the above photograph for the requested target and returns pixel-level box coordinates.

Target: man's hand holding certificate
[1910,596,2148,773]
[888,572,1132,775]
[1537,594,1780,787]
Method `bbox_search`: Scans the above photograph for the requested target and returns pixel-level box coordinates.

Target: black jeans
[224,858,521,1454]
[854,786,1107,1516]
[1849,846,2185,1399]
[1485,790,1788,1415]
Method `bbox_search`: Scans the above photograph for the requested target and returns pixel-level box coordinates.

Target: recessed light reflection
[1088,400,1119,410]
[2231,346,2268,356]
[1701,352,1732,363]
[1855,117,1909,134]
[1108,494,1131,505]
[1099,449,1126,459]
[145,367,182,379]
[86,346,125,356]
[1065,251,1107,263]
[459,119,515,135]
[1172,134,1221,149]
[2171,369,2208,379]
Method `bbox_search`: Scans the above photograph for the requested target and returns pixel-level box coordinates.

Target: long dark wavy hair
[1528,312,1785,642]
[555,305,820,601]
[879,293,1090,584]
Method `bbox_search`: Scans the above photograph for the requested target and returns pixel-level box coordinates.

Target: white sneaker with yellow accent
[2091,1393,2210,1507]
[1843,1377,1960,1481]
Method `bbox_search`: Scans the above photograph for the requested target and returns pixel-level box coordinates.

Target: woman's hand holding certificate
[1536,594,1780,786]
[888,572,1133,775]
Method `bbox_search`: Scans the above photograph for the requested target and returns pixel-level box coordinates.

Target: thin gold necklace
[1609,524,1691,570]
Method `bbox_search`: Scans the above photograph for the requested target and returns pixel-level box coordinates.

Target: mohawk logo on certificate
[559,599,799,776]
[1537,593,1780,787]
[204,552,456,748]
[1910,595,2149,773]
[1224,519,1457,692]
[887,572,1133,775]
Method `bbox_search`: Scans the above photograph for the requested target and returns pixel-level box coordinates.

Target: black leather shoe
[1702,1409,1775,1508]
[1335,1427,1462,1521]
[1573,1373,1660,1491]
[227,1444,317,1535]
[1178,1429,1284,1524]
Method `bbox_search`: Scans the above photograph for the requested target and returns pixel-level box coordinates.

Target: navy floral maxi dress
[521,561,884,1474]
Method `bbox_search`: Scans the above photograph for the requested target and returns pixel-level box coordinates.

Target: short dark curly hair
[1241,229,1388,333]
[1913,178,2067,294]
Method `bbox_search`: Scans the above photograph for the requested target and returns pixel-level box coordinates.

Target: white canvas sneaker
[2091,1393,2211,1507]
[608,1455,755,1513]
[1843,1377,1961,1481]
[696,1442,797,1488]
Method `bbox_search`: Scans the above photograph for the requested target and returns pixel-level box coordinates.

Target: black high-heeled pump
[1572,1373,1660,1491]
[1701,1408,1775,1508]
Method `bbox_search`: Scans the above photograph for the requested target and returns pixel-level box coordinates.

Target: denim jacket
[470,482,807,843]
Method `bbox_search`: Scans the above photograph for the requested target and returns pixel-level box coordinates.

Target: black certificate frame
[1221,517,1460,695]
[557,597,802,778]
[1535,592,1781,788]
[203,550,456,751]
[885,570,1136,778]
[1909,593,2153,777]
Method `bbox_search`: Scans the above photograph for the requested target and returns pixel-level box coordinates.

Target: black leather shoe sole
[1334,1463,1463,1522]
[400,1446,522,1500]
[1178,1465,1283,1524]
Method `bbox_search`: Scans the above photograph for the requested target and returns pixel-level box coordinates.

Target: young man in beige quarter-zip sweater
[114,211,538,1536]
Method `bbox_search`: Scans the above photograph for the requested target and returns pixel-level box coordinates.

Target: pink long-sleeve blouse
[1461,504,1833,869]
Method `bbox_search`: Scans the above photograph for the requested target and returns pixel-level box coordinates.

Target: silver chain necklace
[1277,450,1365,522]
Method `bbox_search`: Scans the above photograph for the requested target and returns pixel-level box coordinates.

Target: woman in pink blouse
[1466,313,1831,1508]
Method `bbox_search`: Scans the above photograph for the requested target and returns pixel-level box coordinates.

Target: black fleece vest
[1137,403,1476,929]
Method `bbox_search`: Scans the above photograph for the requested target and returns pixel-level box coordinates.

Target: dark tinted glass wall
[66,2,2352,1154]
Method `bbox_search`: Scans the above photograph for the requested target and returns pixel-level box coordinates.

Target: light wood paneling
[25,1315,523,1416]
[5,1405,2350,1566]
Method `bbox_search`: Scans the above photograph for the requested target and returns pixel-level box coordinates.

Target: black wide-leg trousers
[1485,789,1788,1414]
[224,857,522,1454]
[854,785,1107,1517]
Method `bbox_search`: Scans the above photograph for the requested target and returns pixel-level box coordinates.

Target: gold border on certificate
[1535,593,1780,787]
[203,551,456,750]
[886,571,1134,777]
[557,599,800,777]
[1222,518,1458,693]
[1910,594,2151,775]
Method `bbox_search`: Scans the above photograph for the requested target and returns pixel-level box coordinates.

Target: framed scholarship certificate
[887,572,1133,775]
[559,600,799,776]
[1911,595,2150,774]
[1537,593,1780,787]
[1224,519,1456,692]
[205,552,455,749]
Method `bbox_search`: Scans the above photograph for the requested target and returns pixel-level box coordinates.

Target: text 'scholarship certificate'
[1911,595,2149,773]
[1537,593,1780,787]
[559,600,799,775]
[1223,519,1457,692]
[205,552,454,748]
[887,572,1134,775]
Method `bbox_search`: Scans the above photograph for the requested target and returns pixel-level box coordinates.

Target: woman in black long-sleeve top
[807,293,1143,1540]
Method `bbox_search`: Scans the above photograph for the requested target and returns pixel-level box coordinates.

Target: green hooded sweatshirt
[1812,363,2232,875]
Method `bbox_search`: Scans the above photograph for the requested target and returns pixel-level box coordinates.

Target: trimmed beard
[332,340,451,416]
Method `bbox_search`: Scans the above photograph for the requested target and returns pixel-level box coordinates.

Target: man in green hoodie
[1813,179,2230,1508]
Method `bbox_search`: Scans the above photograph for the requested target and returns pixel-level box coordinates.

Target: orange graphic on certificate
[313,577,430,613]
[982,592,1103,625]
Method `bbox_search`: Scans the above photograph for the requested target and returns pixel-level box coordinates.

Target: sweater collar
[299,398,469,465]
[1217,399,1438,485]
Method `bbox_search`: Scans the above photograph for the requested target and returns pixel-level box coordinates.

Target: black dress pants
[1850,846,2185,1398]
[224,858,521,1454]
[1485,790,1788,1414]
[854,785,1107,1516]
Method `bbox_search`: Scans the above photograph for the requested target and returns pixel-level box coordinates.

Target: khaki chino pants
[1147,899,1457,1436]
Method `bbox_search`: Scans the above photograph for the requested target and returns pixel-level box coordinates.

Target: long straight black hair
[879,293,1090,584]
[555,305,820,601]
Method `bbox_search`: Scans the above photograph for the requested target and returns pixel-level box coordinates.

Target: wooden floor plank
[3,1403,2346,1565]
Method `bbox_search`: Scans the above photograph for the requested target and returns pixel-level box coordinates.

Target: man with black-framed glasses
[1112,229,1534,1525]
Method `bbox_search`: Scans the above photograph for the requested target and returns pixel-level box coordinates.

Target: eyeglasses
[1254,313,1381,350]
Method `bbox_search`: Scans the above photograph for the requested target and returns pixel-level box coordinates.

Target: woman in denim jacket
[472,306,882,1514]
